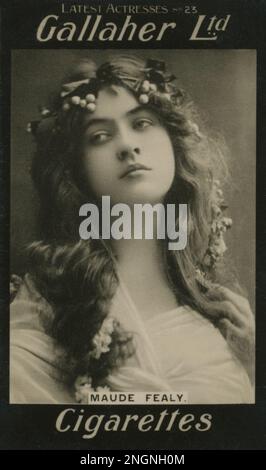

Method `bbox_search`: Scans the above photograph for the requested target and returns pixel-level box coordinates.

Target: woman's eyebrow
[84,105,153,130]
[84,117,112,130]
[126,105,151,117]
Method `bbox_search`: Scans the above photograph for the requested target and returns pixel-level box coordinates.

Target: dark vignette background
[11,49,256,308]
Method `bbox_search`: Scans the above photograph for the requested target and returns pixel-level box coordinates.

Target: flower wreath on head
[23,58,233,402]
[26,59,183,132]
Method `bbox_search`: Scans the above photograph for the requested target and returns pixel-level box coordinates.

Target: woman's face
[80,86,175,205]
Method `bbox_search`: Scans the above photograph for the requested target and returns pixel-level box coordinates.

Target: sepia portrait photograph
[10,49,256,406]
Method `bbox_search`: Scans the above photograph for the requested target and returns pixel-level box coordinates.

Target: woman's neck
[111,237,163,274]
[110,237,178,319]
[109,204,166,272]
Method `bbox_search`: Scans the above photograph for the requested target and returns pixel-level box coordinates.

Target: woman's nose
[116,145,141,161]
[116,126,141,161]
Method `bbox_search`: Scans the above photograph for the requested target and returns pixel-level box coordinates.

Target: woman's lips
[120,163,152,179]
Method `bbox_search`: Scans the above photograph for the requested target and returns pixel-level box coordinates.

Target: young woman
[10,55,255,404]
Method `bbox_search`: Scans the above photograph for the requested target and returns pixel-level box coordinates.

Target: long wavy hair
[27,55,236,389]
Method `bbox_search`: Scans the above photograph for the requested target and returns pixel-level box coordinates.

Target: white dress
[10,275,254,404]
[106,279,254,403]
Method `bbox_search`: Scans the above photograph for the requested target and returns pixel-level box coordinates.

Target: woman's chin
[111,187,168,206]
[112,194,165,206]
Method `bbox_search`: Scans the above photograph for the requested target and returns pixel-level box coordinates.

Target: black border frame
[0,0,265,450]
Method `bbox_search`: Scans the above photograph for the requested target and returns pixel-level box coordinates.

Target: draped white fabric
[10,276,254,404]
[106,280,254,403]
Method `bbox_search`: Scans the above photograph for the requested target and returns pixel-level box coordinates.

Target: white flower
[222,217,233,228]
[90,316,115,359]
[74,374,93,403]
[211,203,222,218]
[96,386,110,393]
[74,373,110,403]
[102,316,115,334]
[213,236,227,256]
[75,383,93,403]
[74,374,92,390]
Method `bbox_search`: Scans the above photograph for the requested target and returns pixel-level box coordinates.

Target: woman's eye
[134,118,154,130]
[89,132,111,145]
